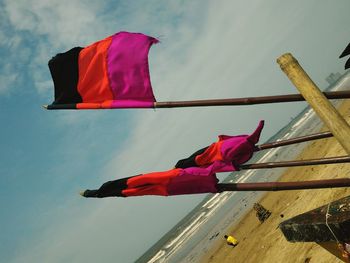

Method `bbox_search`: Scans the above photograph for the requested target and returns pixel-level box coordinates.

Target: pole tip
[277,53,298,70]
[276,53,293,64]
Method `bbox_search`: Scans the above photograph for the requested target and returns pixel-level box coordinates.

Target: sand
[201,100,350,263]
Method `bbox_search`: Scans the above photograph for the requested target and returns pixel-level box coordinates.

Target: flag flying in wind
[175,120,264,172]
[81,122,264,198]
[47,32,158,109]
[340,42,350,69]
[81,166,219,198]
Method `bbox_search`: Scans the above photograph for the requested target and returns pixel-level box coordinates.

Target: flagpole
[43,90,350,109]
[239,156,350,170]
[257,131,333,150]
[154,91,350,108]
[217,178,350,192]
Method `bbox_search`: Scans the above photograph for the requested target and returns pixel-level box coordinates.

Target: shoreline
[201,100,350,263]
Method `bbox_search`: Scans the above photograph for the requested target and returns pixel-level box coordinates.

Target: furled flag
[81,166,219,198]
[80,122,264,198]
[175,120,264,172]
[47,32,158,109]
[340,42,350,69]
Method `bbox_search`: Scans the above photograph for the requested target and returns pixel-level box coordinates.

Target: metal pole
[257,131,333,150]
[44,90,350,109]
[217,178,350,192]
[154,91,350,108]
[239,156,350,170]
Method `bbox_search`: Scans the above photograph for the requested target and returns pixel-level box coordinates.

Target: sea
[135,71,350,263]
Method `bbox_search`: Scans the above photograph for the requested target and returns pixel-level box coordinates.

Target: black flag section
[339,42,350,69]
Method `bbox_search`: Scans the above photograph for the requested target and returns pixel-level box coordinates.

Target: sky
[1,0,349,262]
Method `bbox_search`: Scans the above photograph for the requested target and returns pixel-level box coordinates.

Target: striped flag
[48,32,158,109]
[175,120,264,172]
[81,167,219,198]
[81,122,264,198]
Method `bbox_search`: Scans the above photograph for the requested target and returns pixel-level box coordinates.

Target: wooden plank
[279,195,350,242]
[317,242,349,262]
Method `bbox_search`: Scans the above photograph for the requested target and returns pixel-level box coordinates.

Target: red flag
[47,32,158,109]
[81,122,264,198]
[175,121,264,172]
[81,167,219,198]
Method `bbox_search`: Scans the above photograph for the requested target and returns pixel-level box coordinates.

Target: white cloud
[0,72,18,95]
[2,0,113,97]
[0,59,19,94]
[4,0,108,46]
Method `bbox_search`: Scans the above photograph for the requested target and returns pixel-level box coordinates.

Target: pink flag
[48,32,158,109]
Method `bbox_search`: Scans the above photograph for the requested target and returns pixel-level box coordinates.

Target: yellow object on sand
[226,235,238,246]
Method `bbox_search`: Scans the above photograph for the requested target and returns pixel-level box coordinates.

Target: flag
[81,166,219,198]
[80,122,264,198]
[175,120,264,172]
[47,32,158,109]
[340,42,350,69]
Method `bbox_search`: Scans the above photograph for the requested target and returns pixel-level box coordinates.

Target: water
[136,72,350,263]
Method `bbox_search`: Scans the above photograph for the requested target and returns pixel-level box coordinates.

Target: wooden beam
[279,195,350,243]
[317,242,349,262]
[279,195,350,262]
[277,53,350,154]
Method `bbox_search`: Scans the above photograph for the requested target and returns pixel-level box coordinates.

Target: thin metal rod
[154,91,350,108]
[217,178,350,192]
[44,90,350,109]
[257,131,333,150]
[240,156,350,170]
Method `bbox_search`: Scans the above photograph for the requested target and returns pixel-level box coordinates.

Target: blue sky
[1,1,349,262]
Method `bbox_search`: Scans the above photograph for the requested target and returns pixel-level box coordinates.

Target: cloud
[4,0,108,45]
[1,0,113,98]
[0,65,18,95]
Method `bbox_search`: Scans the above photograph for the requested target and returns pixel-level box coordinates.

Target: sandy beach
[201,100,350,263]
